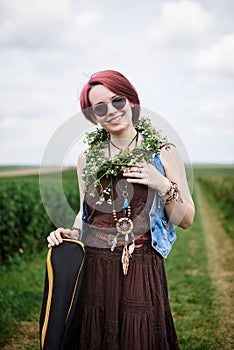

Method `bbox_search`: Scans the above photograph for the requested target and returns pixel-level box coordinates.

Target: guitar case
[39,239,86,350]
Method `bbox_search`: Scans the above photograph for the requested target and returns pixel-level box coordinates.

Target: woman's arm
[159,145,195,229]
[123,146,195,229]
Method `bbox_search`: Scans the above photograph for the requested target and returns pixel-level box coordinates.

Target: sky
[0,0,233,166]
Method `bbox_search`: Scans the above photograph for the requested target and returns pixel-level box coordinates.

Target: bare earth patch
[0,167,71,177]
[3,321,40,350]
[196,184,234,349]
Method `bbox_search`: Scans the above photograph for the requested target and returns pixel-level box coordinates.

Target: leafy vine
[82,117,168,204]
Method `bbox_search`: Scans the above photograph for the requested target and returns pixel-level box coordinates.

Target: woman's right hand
[47,227,72,248]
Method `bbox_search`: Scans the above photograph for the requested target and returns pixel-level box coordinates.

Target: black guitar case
[39,239,86,350]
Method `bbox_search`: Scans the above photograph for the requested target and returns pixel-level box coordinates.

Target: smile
[106,114,124,124]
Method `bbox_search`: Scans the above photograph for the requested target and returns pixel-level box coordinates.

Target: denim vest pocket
[151,216,176,258]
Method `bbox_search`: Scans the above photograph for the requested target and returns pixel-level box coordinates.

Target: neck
[109,125,137,148]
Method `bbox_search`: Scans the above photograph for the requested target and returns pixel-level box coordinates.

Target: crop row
[0,170,79,263]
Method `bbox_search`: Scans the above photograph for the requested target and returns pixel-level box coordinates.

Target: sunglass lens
[93,103,107,117]
[112,96,126,110]
[93,96,127,117]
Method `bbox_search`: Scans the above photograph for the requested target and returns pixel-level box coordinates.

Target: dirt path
[196,183,234,347]
[0,167,71,177]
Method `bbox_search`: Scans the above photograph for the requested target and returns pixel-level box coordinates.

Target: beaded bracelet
[165,181,183,205]
[158,182,173,198]
[158,180,183,207]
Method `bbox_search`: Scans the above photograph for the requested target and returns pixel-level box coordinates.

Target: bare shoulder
[159,144,187,180]
[77,148,87,167]
[76,149,88,194]
[160,143,182,164]
[76,149,88,179]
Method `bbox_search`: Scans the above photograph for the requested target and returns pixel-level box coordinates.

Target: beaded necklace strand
[107,136,138,274]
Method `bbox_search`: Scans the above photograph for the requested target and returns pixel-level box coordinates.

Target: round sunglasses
[93,96,127,117]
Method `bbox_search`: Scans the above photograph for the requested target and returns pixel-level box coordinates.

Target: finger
[123,171,144,178]
[47,235,55,247]
[47,233,58,246]
[48,230,62,246]
[57,227,73,240]
[48,241,53,248]
[54,230,63,243]
[123,168,144,177]
[131,168,143,174]
[126,178,148,185]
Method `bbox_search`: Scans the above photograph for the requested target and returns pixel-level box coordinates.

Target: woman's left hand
[123,162,169,192]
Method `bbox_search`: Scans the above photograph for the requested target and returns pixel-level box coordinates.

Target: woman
[47,70,195,349]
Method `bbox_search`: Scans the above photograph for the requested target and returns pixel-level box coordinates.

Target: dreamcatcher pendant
[110,178,136,274]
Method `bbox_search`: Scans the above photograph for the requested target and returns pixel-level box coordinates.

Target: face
[88,84,134,134]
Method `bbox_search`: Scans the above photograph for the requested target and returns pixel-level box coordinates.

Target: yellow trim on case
[64,240,86,323]
[41,247,53,349]
[63,238,85,249]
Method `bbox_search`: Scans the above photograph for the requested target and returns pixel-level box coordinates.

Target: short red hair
[80,70,141,125]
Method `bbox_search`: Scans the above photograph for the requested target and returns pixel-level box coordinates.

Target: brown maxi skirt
[71,243,180,350]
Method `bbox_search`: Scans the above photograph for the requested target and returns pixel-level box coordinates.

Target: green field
[0,166,233,349]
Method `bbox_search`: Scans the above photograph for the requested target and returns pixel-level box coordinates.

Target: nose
[106,101,117,115]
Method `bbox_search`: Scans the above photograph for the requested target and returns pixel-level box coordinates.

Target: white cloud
[0,116,20,130]
[194,123,234,138]
[194,33,234,79]
[198,96,234,122]
[0,0,71,19]
[0,0,103,50]
[0,116,52,164]
[145,0,216,49]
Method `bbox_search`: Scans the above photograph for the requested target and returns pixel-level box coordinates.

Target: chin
[104,122,130,134]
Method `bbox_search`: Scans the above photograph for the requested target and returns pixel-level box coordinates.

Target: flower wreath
[82,117,168,204]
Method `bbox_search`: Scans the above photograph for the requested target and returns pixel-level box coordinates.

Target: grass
[0,250,47,349]
[166,198,223,349]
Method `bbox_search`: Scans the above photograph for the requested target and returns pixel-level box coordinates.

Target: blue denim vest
[150,154,177,258]
[81,153,176,258]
